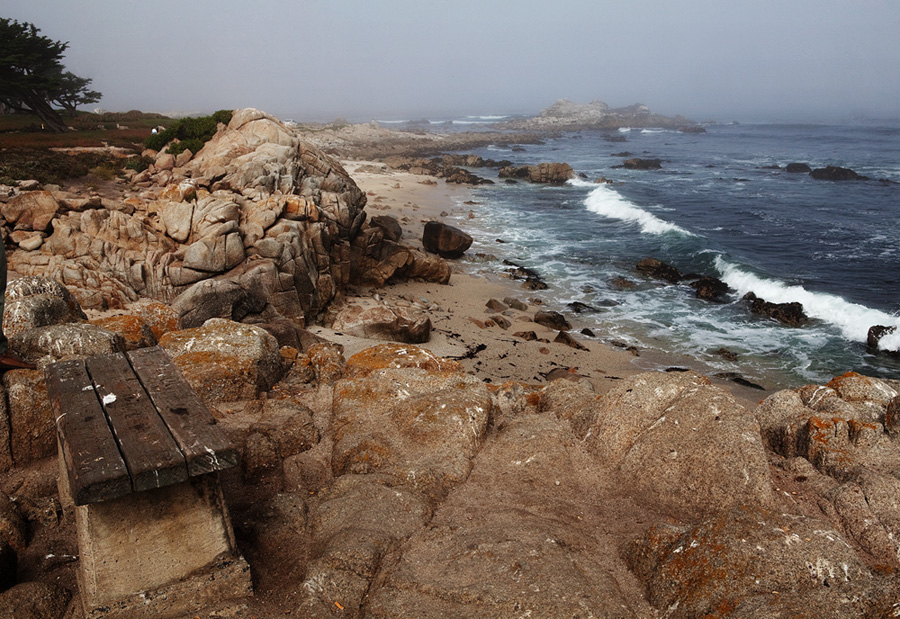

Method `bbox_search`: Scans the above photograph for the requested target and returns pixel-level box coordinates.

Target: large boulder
[0,190,60,232]
[533,309,572,331]
[332,304,431,344]
[421,221,472,259]
[159,318,285,402]
[2,277,86,340]
[9,323,126,367]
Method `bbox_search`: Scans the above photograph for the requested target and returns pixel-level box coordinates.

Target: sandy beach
[322,160,771,410]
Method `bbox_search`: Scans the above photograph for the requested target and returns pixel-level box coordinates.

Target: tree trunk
[22,91,67,132]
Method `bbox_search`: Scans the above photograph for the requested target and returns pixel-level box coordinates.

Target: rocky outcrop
[568,371,774,519]
[497,162,574,184]
[626,506,889,618]
[3,275,900,617]
[5,109,449,331]
[502,99,701,131]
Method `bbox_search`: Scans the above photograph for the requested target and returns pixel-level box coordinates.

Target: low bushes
[145,109,232,155]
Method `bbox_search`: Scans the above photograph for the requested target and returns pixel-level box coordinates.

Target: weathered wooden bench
[44,346,252,618]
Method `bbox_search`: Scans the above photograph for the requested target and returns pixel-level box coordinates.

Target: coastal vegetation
[144,109,232,155]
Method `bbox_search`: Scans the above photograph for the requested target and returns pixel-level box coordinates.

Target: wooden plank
[85,353,188,493]
[127,347,238,476]
[44,360,132,505]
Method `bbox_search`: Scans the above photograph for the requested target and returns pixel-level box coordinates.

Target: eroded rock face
[561,371,775,519]
[366,413,654,618]
[625,506,881,619]
[754,372,900,568]
[331,366,492,502]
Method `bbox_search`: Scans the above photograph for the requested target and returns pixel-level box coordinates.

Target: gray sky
[4,1,900,122]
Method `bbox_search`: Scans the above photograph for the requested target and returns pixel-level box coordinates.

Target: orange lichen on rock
[89,314,157,350]
[343,343,461,379]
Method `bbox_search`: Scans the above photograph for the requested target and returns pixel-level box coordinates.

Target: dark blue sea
[389,118,900,388]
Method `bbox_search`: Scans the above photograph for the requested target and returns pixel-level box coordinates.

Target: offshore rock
[690,275,731,302]
[744,292,808,327]
[810,165,868,181]
[497,162,574,184]
[619,158,662,170]
[503,99,699,131]
[786,162,812,173]
[636,257,682,283]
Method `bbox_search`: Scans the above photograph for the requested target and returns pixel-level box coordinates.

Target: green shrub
[124,155,154,172]
[145,109,232,153]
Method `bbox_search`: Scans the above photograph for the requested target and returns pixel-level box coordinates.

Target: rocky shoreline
[1,109,900,617]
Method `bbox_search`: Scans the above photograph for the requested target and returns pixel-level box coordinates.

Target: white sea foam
[467,115,508,120]
[570,179,692,236]
[715,257,900,350]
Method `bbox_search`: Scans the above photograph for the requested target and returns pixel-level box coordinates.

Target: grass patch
[0,148,121,185]
[0,110,176,149]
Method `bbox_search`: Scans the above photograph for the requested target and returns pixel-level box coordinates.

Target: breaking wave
[715,257,900,350]
[571,179,692,236]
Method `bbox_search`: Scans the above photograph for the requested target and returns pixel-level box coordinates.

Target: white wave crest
[715,257,900,350]
[571,179,692,236]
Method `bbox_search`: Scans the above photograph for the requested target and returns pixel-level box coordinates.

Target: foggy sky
[4,0,900,122]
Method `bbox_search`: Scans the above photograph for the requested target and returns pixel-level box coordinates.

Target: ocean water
[392,120,900,388]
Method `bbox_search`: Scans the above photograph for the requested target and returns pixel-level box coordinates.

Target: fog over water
[4,0,900,122]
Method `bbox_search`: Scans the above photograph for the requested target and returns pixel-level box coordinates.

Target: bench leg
[72,474,252,618]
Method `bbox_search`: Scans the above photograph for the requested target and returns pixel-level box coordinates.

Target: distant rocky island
[502,98,704,132]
